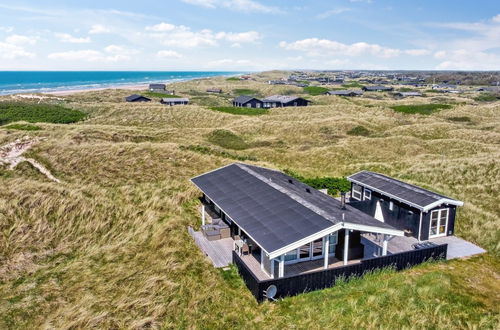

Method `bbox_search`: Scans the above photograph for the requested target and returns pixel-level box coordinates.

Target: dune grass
[143,91,180,98]
[0,71,498,328]
[303,86,329,95]
[2,123,42,131]
[390,103,452,115]
[233,88,258,96]
[347,125,371,136]
[209,106,268,116]
[0,102,86,125]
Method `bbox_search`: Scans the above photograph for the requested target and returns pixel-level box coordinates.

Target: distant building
[232,96,264,108]
[362,85,394,92]
[125,94,151,102]
[207,88,223,94]
[326,90,364,97]
[161,98,189,106]
[149,83,166,92]
[394,92,423,98]
[262,95,311,108]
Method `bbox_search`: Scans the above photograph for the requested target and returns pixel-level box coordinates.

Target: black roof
[192,163,399,254]
[125,94,151,102]
[233,95,261,104]
[363,85,393,91]
[348,171,463,211]
[149,83,166,89]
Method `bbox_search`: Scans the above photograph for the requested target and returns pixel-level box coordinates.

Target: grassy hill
[0,73,499,328]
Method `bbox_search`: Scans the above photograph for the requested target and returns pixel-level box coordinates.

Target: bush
[0,102,86,125]
[207,129,249,150]
[284,169,351,195]
[303,86,329,96]
[209,106,268,116]
[347,125,371,136]
[3,123,42,131]
[474,93,499,102]
[447,116,471,122]
[226,77,241,81]
[390,104,452,115]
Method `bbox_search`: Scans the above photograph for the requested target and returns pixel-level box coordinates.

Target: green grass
[474,93,499,102]
[143,92,180,98]
[447,116,472,123]
[347,125,371,136]
[342,81,364,88]
[3,123,42,131]
[233,89,258,96]
[284,169,351,195]
[424,89,442,93]
[180,145,257,161]
[207,129,249,150]
[226,77,241,81]
[0,102,86,125]
[303,86,329,96]
[209,106,268,116]
[390,103,452,115]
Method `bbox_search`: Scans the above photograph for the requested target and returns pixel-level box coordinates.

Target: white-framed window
[363,188,372,200]
[429,208,449,238]
[389,201,394,211]
[246,103,251,108]
[328,232,338,254]
[352,184,362,200]
[256,103,261,108]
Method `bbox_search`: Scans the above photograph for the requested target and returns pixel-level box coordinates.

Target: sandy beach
[42,83,149,96]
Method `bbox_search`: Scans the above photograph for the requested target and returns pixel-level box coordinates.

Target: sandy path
[0,137,60,183]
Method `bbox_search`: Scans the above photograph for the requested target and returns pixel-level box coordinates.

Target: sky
[0,0,499,71]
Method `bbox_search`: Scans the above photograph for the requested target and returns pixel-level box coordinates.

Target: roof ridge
[236,163,339,223]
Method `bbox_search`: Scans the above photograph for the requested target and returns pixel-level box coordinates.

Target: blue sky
[0,0,499,70]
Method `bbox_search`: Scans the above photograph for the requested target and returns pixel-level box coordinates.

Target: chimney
[341,192,346,210]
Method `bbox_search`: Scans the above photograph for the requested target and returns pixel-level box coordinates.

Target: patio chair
[241,243,250,255]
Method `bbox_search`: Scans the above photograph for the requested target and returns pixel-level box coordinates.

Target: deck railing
[233,243,447,302]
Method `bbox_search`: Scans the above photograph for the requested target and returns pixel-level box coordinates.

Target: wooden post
[201,204,205,226]
[323,235,330,269]
[382,235,388,256]
[343,230,350,265]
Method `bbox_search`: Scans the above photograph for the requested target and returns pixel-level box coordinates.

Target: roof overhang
[347,173,463,212]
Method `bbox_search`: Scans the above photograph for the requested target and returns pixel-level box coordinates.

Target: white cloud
[145,23,260,48]
[145,22,176,32]
[317,8,351,19]
[157,50,183,58]
[55,33,91,43]
[0,41,35,59]
[435,49,500,70]
[182,0,281,13]
[493,14,500,23]
[5,34,37,45]
[89,24,111,34]
[404,49,430,56]
[280,38,406,58]
[0,26,14,33]
[48,49,129,62]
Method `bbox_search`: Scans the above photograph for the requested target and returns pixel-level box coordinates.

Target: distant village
[125,70,500,107]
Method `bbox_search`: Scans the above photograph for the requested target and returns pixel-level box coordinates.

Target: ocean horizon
[0,71,244,95]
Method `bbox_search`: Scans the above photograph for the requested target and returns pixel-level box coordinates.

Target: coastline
[44,83,149,96]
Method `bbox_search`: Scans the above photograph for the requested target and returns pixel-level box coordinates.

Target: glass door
[299,243,310,260]
[311,239,323,259]
[429,209,448,238]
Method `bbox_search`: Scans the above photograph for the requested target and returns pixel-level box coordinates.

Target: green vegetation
[474,93,499,102]
[285,169,351,195]
[207,129,249,150]
[0,102,86,125]
[226,77,241,81]
[209,106,268,116]
[390,103,452,115]
[233,88,258,96]
[3,123,42,131]
[180,145,257,161]
[144,91,180,98]
[342,81,364,88]
[447,116,472,123]
[303,86,329,96]
[347,125,371,136]
[397,87,414,92]
[424,89,442,93]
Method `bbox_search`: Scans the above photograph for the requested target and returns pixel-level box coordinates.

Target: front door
[429,208,449,238]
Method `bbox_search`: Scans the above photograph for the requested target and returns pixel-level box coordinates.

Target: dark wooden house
[125,94,151,102]
[207,88,223,94]
[149,83,166,92]
[326,90,363,97]
[347,171,463,241]
[160,97,189,106]
[262,95,311,108]
[232,96,264,108]
[362,85,394,92]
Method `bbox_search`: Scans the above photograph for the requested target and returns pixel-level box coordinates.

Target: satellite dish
[264,285,277,301]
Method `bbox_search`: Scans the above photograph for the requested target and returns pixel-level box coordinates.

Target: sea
[0,71,243,95]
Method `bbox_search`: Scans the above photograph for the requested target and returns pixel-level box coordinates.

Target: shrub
[284,169,351,195]
[447,116,471,122]
[303,86,329,96]
[207,129,249,150]
[209,106,268,116]
[390,104,452,115]
[226,77,241,81]
[3,123,42,131]
[474,93,499,102]
[347,125,371,136]
[0,102,86,125]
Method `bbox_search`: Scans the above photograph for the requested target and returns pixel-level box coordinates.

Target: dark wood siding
[233,99,263,108]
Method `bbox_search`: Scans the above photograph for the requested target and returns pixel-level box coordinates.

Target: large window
[328,232,338,255]
[430,208,449,237]
[363,188,372,200]
[352,184,362,200]
[284,249,297,262]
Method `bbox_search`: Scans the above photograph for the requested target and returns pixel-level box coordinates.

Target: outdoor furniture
[201,219,230,240]
[205,230,221,241]
[241,243,250,255]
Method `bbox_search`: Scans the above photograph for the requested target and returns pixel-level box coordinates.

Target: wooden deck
[188,227,233,268]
